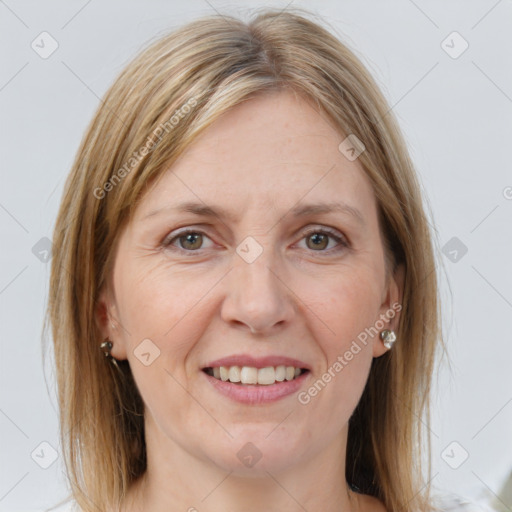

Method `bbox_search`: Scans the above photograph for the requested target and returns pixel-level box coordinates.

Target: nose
[220,251,295,335]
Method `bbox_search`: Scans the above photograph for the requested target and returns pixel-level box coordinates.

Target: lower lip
[201,370,310,405]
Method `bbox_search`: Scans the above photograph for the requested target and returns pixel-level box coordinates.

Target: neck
[123,416,361,512]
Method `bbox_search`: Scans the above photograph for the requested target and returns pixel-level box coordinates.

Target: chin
[201,428,307,476]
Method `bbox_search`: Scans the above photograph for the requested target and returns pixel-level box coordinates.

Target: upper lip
[203,354,311,371]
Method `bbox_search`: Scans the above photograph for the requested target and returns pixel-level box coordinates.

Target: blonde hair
[45,7,443,512]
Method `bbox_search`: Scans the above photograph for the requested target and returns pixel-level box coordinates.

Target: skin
[97,89,403,512]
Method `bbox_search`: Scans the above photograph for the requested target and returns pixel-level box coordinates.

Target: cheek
[296,267,381,404]
[302,265,383,347]
[118,268,209,418]
[115,260,215,342]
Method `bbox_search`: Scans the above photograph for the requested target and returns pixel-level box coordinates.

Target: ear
[95,286,128,359]
[372,263,405,358]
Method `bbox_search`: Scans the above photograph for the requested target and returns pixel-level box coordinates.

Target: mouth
[202,365,310,386]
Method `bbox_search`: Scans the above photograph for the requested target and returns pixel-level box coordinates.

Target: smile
[203,365,309,385]
[201,366,311,405]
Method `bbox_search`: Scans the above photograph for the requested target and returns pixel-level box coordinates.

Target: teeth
[257,367,275,385]
[228,366,241,382]
[241,366,258,384]
[207,365,305,385]
[275,365,286,382]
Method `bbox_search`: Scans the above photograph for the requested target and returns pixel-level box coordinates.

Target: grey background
[1,0,511,510]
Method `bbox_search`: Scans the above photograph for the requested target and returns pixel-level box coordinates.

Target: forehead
[135,89,377,225]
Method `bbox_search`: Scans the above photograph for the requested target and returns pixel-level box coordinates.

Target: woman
[46,7,452,512]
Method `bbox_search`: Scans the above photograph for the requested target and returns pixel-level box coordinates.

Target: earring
[100,338,121,370]
[380,329,396,349]
[100,339,113,357]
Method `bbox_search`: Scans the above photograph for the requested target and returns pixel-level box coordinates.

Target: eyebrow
[142,200,365,226]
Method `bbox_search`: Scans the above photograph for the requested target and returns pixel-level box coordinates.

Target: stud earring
[100,338,121,370]
[100,338,113,357]
[380,330,397,349]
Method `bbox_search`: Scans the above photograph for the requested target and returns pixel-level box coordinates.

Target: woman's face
[98,89,402,476]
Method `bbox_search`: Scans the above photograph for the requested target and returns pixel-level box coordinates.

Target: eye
[297,227,348,254]
[163,229,214,252]
[162,226,348,255]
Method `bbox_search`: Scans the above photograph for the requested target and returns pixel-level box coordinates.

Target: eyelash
[162,226,349,256]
